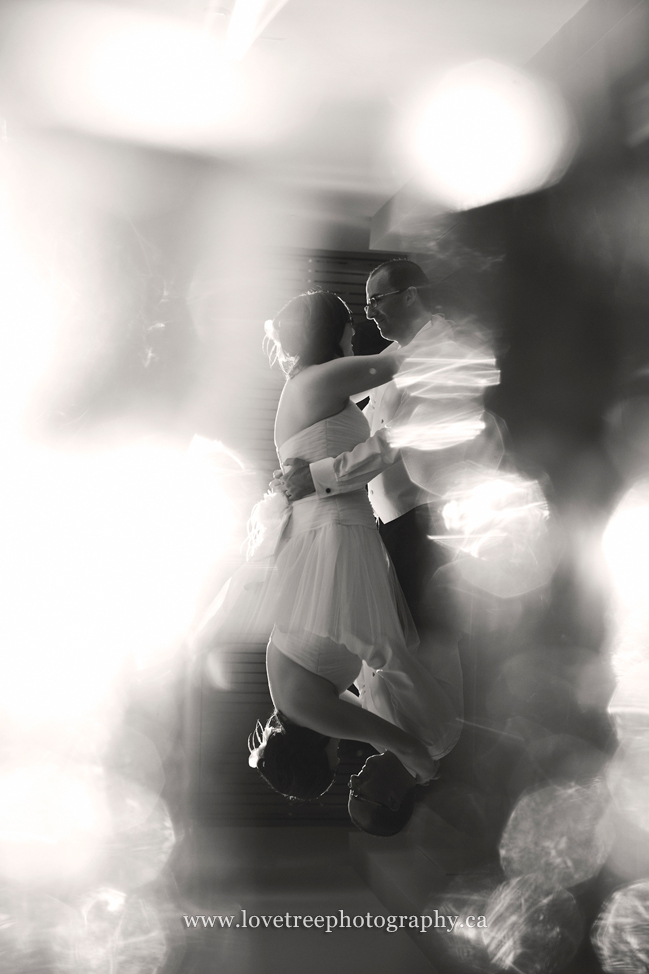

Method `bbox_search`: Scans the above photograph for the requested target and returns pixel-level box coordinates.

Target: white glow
[592,881,649,973]
[226,0,290,61]
[0,180,60,431]
[5,2,243,147]
[441,473,549,559]
[500,781,614,888]
[388,319,500,452]
[435,468,554,598]
[603,484,649,609]
[408,60,575,210]
[0,762,107,882]
[0,438,239,729]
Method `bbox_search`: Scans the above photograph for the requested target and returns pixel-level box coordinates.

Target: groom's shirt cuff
[310,431,399,497]
[310,457,338,497]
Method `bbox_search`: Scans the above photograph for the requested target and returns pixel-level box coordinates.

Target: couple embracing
[208,259,464,837]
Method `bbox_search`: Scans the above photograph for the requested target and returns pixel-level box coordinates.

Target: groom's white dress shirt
[308,317,450,522]
[306,316,464,776]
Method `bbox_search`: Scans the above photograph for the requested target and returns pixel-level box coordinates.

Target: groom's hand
[283,457,316,501]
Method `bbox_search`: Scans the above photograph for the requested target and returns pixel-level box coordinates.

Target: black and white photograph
[0,1,648,972]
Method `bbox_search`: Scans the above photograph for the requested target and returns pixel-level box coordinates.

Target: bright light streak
[407,60,576,210]
[3,2,243,148]
[226,0,290,61]
[499,781,614,888]
[389,400,487,451]
[388,319,500,452]
[592,881,649,973]
[441,474,549,557]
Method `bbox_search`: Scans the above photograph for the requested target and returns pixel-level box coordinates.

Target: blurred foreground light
[607,736,649,834]
[226,0,289,61]
[0,438,239,733]
[388,317,500,452]
[592,881,649,974]
[79,888,169,974]
[436,467,555,598]
[0,762,107,884]
[0,888,80,972]
[603,482,649,611]
[426,870,500,973]
[407,60,576,210]
[485,877,583,974]
[499,780,614,888]
[1,1,242,148]
[608,660,649,739]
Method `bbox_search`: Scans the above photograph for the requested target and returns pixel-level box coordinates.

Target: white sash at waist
[283,489,377,538]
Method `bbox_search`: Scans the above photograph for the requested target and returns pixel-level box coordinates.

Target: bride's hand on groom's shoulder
[398,739,440,784]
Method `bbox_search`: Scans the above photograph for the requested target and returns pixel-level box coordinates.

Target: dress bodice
[277,399,370,466]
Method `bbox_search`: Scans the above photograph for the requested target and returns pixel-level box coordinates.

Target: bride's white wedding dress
[269,399,462,763]
[269,399,417,691]
[197,398,462,764]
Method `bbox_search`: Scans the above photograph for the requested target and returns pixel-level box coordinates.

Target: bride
[247,289,442,800]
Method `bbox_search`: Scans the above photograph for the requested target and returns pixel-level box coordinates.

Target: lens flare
[0,887,81,973]
[78,887,169,974]
[407,59,576,210]
[426,870,500,973]
[0,761,108,884]
[499,780,614,888]
[2,1,243,147]
[432,466,554,598]
[485,876,583,974]
[603,483,649,611]
[592,880,649,974]
[226,0,290,61]
[101,785,176,890]
[388,317,500,453]
[603,483,649,719]
[607,735,649,835]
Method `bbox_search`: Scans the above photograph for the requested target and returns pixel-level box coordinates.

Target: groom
[280,259,464,835]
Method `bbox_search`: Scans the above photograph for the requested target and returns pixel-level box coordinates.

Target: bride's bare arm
[305,349,404,403]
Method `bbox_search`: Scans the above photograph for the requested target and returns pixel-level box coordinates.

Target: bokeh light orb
[2,1,243,147]
[499,780,614,888]
[408,59,576,210]
[436,467,555,598]
[485,876,583,974]
[426,869,500,972]
[592,880,649,974]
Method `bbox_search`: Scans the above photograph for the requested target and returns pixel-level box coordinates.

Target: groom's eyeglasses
[364,287,409,313]
[348,785,390,810]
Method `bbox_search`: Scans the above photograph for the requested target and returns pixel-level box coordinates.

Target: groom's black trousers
[378,504,456,641]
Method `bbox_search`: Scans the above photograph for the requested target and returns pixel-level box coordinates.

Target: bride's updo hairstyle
[248,710,336,801]
[265,290,353,377]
